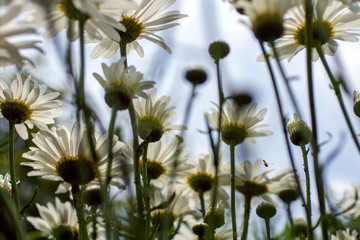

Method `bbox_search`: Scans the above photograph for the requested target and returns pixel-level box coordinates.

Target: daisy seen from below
[27,197,106,240]
[230,0,296,42]
[21,122,128,190]
[28,0,137,42]
[136,134,194,188]
[0,173,12,196]
[330,228,358,240]
[0,74,62,139]
[133,88,186,142]
[93,57,154,110]
[89,0,187,58]
[173,152,229,208]
[259,0,360,62]
[0,0,43,69]
[205,101,273,146]
[338,0,360,12]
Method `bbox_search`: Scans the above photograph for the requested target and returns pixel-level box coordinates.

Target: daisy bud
[353,90,360,118]
[231,92,252,106]
[292,218,307,238]
[279,188,300,204]
[185,67,207,86]
[192,223,209,238]
[208,40,230,61]
[256,201,277,219]
[287,113,312,146]
[204,204,225,229]
[150,210,176,231]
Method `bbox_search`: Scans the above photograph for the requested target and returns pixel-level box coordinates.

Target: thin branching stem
[301,144,313,239]
[72,185,89,240]
[230,144,237,240]
[8,121,19,215]
[241,194,251,240]
[141,142,150,238]
[265,218,271,240]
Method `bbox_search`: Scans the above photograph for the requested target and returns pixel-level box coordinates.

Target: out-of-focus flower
[0,74,62,139]
[258,0,360,62]
[287,113,312,146]
[206,101,273,146]
[133,88,186,142]
[93,57,154,110]
[231,0,296,42]
[330,228,358,240]
[0,173,12,196]
[173,152,229,206]
[22,123,128,191]
[0,0,43,69]
[27,197,105,239]
[28,0,137,41]
[353,90,360,118]
[338,0,360,12]
[89,0,187,58]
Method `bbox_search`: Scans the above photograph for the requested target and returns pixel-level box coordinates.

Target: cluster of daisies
[0,0,360,239]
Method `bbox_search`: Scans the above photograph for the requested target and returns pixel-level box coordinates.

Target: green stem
[199,191,206,217]
[91,206,98,240]
[128,102,145,239]
[301,144,313,240]
[8,121,19,215]
[141,142,150,238]
[265,218,271,240]
[241,194,251,240]
[287,203,293,229]
[230,144,237,240]
[259,40,307,212]
[315,44,360,154]
[120,39,128,67]
[72,185,89,240]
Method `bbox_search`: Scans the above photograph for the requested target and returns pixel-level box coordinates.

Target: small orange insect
[263,160,268,167]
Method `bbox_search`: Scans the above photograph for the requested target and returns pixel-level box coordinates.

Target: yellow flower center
[137,116,165,142]
[119,15,144,44]
[59,0,88,22]
[187,172,214,193]
[221,123,248,146]
[294,20,334,46]
[55,156,96,185]
[140,159,167,181]
[0,99,33,124]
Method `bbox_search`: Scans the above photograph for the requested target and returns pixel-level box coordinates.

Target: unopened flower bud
[185,67,207,86]
[353,90,360,118]
[192,223,209,238]
[292,218,307,238]
[287,113,312,146]
[256,201,277,219]
[209,40,230,61]
[279,188,300,204]
[204,204,225,229]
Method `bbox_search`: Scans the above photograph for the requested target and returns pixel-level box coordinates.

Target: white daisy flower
[21,122,128,190]
[93,57,154,110]
[26,197,105,239]
[258,0,360,62]
[338,0,360,12]
[133,88,186,142]
[0,173,12,196]
[0,74,62,140]
[231,0,296,42]
[140,134,194,188]
[173,152,229,207]
[0,0,43,69]
[89,0,187,58]
[28,0,137,41]
[219,159,296,205]
[205,101,273,146]
[330,228,358,240]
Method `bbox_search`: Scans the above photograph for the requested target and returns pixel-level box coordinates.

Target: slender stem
[301,144,313,239]
[120,39,127,67]
[104,108,118,239]
[315,44,360,154]
[241,194,251,240]
[230,144,237,240]
[8,121,19,215]
[199,191,206,217]
[181,85,197,139]
[259,40,307,212]
[72,185,89,240]
[91,206,98,240]
[141,142,150,238]
[269,41,302,117]
[265,218,271,240]
[128,102,145,239]
[287,203,293,229]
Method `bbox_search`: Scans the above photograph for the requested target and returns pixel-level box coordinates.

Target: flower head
[259,0,360,62]
[338,0,360,12]
[330,228,358,240]
[93,58,154,110]
[22,123,128,189]
[0,173,12,196]
[0,0,43,69]
[26,197,105,239]
[206,101,273,146]
[287,113,312,146]
[89,0,187,58]
[29,0,137,41]
[133,88,186,142]
[0,74,62,139]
